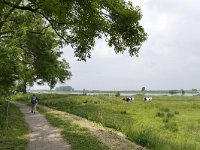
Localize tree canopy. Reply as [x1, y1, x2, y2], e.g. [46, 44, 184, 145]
[0, 0, 147, 61]
[0, 10, 71, 94]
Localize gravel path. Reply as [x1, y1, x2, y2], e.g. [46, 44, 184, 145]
[14, 102, 71, 150]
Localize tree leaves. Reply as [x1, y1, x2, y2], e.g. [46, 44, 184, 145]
[1, 0, 147, 61]
[0, 11, 71, 94]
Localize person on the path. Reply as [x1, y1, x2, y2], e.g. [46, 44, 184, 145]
[31, 94, 38, 113]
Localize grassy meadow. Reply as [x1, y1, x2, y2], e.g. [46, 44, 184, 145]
[13, 94, 200, 150]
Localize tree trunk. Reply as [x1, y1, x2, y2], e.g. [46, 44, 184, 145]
[5, 100, 9, 132]
[22, 81, 27, 94]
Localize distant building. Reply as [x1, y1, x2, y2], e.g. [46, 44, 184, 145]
[141, 87, 145, 92]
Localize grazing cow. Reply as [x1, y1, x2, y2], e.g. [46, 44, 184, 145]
[144, 97, 152, 102]
[122, 97, 134, 102]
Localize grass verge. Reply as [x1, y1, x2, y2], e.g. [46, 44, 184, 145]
[0, 101, 29, 149]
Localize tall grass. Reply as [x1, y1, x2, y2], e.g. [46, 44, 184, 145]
[0, 101, 29, 149]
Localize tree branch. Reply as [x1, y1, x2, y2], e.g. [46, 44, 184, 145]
[29, 24, 51, 35]
[0, 0, 22, 30]
[3, 0, 38, 13]
[44, 16, 68, 44]
[0, 35, 13, 39]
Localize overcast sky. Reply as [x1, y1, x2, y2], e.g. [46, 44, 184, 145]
[35, 0, 200, 91]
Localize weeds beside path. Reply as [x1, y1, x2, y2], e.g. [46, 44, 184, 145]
[0, 102, 28, 150]
[14, 102, 71, 150]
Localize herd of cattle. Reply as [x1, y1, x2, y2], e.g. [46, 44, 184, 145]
[122, 97, 153, 102]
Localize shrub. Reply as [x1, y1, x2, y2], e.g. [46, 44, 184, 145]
[94, 101, 99, 104]
[161, 107, 170, 112]
[174, 111, 179, 115]
[169, 90, 178, 95]
[167, 112, 174, 118]
[156, 112, 165, 117]
[163, 117, 169, 123]
[83, 100, 88, 104]
[120, 110, 127, 114]
[115, 91, 120, 97]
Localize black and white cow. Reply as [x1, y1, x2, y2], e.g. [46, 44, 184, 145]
[122, 97, 134, 102]
[144, 97, 152, 102]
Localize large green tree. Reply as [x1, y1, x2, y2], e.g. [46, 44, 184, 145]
[1, 11, 71, 94]
[0, 43, 20, 96]
[22, 13, 71, 93]
[0, 0, 147, 61]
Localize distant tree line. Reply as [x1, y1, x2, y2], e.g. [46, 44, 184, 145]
[55, 86, 74, 92]
[169, 90, 178, 95]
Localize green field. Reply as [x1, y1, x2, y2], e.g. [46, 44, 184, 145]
[13, 94, 200, 150]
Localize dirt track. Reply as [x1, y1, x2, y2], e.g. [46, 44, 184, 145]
[15, 102, 71, 150]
